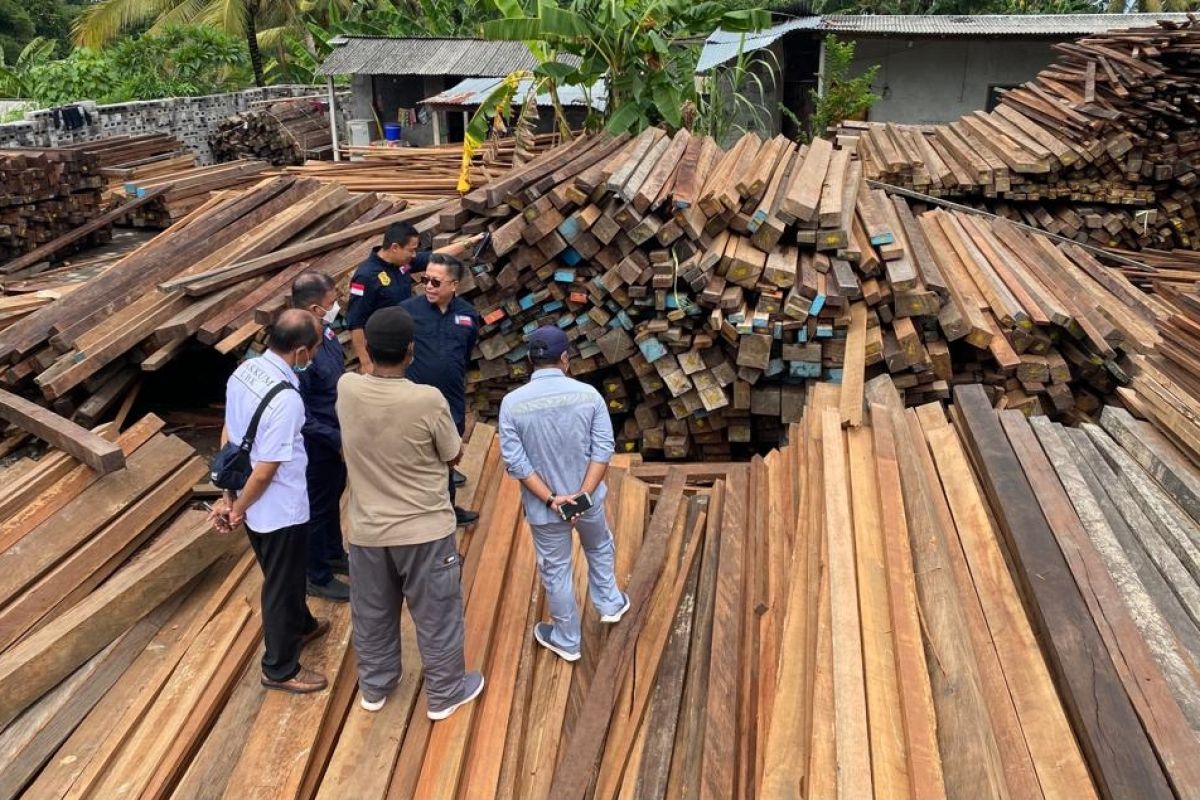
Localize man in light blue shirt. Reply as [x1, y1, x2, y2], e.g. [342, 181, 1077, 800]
[498, 325, 629, 662]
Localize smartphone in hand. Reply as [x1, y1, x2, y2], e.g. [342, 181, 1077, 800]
[558, 492, 593, 521]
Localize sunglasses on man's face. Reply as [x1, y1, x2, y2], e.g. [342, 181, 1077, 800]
[427, 276, 456, 289]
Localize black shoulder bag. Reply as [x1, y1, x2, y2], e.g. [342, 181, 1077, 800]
[210, 382, 294, 492]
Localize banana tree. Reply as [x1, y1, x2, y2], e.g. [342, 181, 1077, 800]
[480, 0, 769, 134]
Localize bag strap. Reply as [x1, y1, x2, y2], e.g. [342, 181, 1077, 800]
[239, 382, 295, 452]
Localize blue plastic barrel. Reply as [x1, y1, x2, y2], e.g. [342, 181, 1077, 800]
[383, 123, 402, 141]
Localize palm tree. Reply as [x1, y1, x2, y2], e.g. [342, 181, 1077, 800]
[73, 0, 330, 86]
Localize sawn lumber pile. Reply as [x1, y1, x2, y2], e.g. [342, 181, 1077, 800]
[4, 382, 1200, 798]
[360, 127, 1158, 458]
[284, 133, 569, 204]
[0, 175, 444, 421]
[111, 159, 274, 229]
[0, 149, 105, 263]
[837, 18, 1200, 251]
[210, 100, 333, 166]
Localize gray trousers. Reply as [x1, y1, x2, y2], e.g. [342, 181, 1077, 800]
[529, 503, 625, 652]
[348, 533, 467, 710]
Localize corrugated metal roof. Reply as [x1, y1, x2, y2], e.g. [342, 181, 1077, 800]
[697, 18, 820, 72]
[318, 37, 579, 77]
[820, 13, 1193, 37]
[423, 77, 607, 110]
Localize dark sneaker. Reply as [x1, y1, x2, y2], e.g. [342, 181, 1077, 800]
[328, 555, 349, 575]
[302, 618, 331, 647]
[454, 506, 479, 527]
[533, 622, 581, 662]
[427, 671, 485, 720]
[307, 577, 350, 603]
[600, 593, 631, 624]
[261, 667, 328, 694]
[452, 469, 467, 487]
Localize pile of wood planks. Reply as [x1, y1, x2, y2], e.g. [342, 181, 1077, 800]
[836, 19, 1200, 251]
[111, 160, 275, 229]
[210, 100, 333, 166]
[0, 148, 106, 263]
[4, 383, 1200, 798]
[0, 174, 444, 422]
[332, 127, 1155, 457]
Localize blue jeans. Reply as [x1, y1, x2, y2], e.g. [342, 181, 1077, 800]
[528, 503, 625, 652]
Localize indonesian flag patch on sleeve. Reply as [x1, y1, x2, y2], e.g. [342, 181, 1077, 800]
[454, 314, 474, 327]
[350, 282, 366, 297]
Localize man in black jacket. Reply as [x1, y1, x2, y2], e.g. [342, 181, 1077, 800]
[292, 271, 350, 602]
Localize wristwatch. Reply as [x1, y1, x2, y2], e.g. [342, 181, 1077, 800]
[544, 495, 555, 508]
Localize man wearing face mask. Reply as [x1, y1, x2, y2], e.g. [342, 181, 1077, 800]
[210, 309, 329, 694]
[346, 222, 486, 375]
[401, 254, 480, 527]
[291, 271, 350, 603]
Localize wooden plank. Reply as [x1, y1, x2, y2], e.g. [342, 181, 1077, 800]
[0, 388, 124, 473]
[954, 384, 1175, 800]
[548, 470, 687, 800]
[870, 405, 945, 800]
[847, 426, 910, 800]
[780, 137, 832, 224]
[840, 302, 866, 427]
[821, 410, 872, 800]
[0, 512, 233, 729]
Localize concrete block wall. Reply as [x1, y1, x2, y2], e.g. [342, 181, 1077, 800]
[0, 85, 335, 164]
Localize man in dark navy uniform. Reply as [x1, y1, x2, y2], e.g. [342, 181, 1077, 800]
[345, 221, 484, 375]
[401, 254, 481, 527]
[292, 272, 350, 602]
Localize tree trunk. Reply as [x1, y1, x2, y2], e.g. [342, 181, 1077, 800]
[245, 2, 265, 88]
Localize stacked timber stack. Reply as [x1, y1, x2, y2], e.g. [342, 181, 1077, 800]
[836, 18, 1200, 251]
[112, 159, 274, 228]
[4, 383, 1200, 798]
[0, 174, 445, 420]
[284, 133, 569, 203]
[0, 148, 106, 263]
[210, 100, 333, 166]
[371, 127, 1155, 457]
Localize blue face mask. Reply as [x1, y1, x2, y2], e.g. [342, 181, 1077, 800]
[292, 350, 311, 374]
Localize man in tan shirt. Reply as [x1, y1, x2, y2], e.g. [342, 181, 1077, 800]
[337, 306, 484, 719]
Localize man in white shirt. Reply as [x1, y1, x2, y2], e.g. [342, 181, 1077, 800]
[210, 309, 330, 694]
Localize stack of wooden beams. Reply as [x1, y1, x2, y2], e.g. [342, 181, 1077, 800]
[0, 175, 444, 421]
[355, 128, 1154, 457]
[111, 160, 274, 228]
[5, 383, 1200, 798]
[281, 133, 569, 204]
[836, 18, 1200, 250]
[210, 100, 333, 166]
[0, 148, 105, 262]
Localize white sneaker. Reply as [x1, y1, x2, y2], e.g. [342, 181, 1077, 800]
[533, 622, 581, 662]
[427, 671, 485, 721]
[361, 694, 387, 712]
[600, 593, 631, 624]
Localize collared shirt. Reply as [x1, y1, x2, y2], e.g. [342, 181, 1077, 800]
[298, 322, 344, 457]
[224, 349, 309, 533]
[401, 294, 479, 431]
[337, 374, 461, 547]
[344, 246, 430, 329]
[498, 368, 615, 526]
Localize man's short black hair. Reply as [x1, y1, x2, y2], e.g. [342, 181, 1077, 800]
[383, 221, 419, 249]
[268, 308, 319, 353]
[427, 253, 464, 281]
[291, 271, 335, 311]
[365, 307, 415, 367]
[530, 355, 563, 369]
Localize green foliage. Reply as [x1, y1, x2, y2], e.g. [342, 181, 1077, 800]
[0, 0, 36, 64]
[808, 34, 877, 141]
[695, 43, 781, 147]
[481, 0, 770, 134]
[2, 25, 249, 107]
